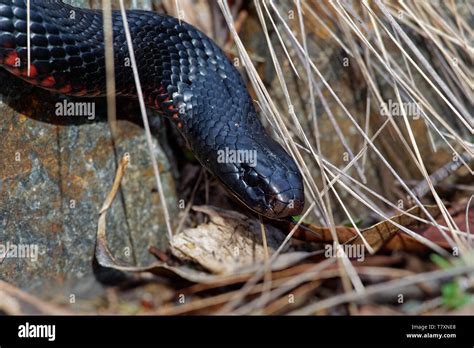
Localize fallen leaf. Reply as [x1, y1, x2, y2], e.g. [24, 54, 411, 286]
[351, 205, 443, 252]
[290, 205, 462, 253]
[171, 205, 291, 274]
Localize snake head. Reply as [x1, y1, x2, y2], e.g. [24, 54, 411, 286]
[199, 130, 305, 220]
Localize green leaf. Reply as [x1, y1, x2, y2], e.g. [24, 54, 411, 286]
[441, 281, 471, 309]
[342, 218, 363, 228]
[430, 253, 452, 269]
[291, 215, 302, 223]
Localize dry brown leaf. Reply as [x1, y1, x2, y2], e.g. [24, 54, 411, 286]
[351, 206, 443, 252]
[291, 205, 453, 253]
[386, 202, 474, 252]
[171, 205, 291, 274]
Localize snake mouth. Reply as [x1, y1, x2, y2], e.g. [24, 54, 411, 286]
[265, 191, 305, 218]
[218, 175, 305, 220]
[231, 188, 304, 219]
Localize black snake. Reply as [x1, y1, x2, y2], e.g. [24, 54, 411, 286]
[0, 0, 304, 219]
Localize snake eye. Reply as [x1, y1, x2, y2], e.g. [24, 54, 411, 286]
[242, 167, 260, 187]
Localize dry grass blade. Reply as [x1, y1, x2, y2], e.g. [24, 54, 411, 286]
[118, 0, 174, 241]
[291, 265, 474, 315]
[102, 0, 117, 137]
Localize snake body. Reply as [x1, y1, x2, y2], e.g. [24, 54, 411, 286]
[0, 0, 304, 219]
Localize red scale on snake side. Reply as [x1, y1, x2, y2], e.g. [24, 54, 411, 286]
[41, 76, 56, 88]
[154, 85, 180, 121]
[4, 51, 18, 66]
[59, 85, 72, 94]
[21, 65, 37, 78]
